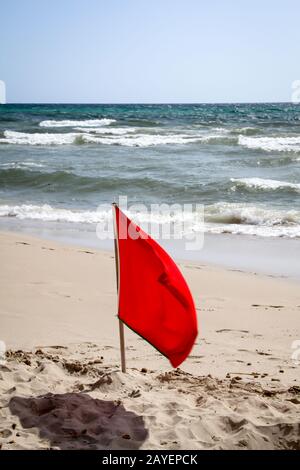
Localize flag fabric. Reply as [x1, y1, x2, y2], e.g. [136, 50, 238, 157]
[113, 205, 198, 368]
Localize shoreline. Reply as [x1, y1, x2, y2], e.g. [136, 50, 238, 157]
[0, 220, 300, 280]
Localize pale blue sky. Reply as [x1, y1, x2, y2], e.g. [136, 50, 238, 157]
[1, 0, 299, 103]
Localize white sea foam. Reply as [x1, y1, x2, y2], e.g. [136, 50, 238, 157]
[239, 135, 300, 152]
[230, 177, 300, 192]
[82, 133, 199, 147]
[0, 161, 45, 169]
[1, 202, 299, 238]
[0, 204, 196, 226]
[0, 131, 78, 146]
[204, 223, 300, 238]
[0, 204, 111, 224]
[81, 133, 228, 147]
[0, 129, 231, 147]
[39, 118, 116, 128]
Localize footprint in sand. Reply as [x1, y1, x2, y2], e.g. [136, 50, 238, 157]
[184, 264, 205, 270]
[215, 329, 249, 334]
[256, 350, 271, 356]
[197, 307, 215, 312]
[252, 304, 284, 309]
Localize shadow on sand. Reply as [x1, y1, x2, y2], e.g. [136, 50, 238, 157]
[9, 392, 148, 450]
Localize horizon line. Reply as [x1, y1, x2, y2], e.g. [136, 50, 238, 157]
[1, 100, 297, 106]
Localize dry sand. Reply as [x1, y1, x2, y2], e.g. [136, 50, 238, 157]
[0, 230, 300, 450]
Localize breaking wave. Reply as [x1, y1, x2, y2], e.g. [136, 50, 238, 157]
[205, 202, 300, 226]
[82, 133, 203, 147]
[0, 204, 110, 224]
[238, 135, 300, 153]
[204, 202, 300, 237]
[1, 202, 299, 238]
[0, 130, 234, 147]
[230, 127, 261, 136]
[0, 204, 195, 226]
[230, 177, 300, 193]
[0, 131, 80, 146]
[0, 161, 45, 169]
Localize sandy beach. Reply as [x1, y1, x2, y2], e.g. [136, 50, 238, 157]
[0, 230, 300, 450]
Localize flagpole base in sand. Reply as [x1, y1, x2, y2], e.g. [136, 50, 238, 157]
[118, 319, 126, 373]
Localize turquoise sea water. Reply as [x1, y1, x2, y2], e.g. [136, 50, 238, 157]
[0, 103, 300, 239]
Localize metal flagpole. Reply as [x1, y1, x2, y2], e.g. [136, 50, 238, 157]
[112, 203, 126, 373]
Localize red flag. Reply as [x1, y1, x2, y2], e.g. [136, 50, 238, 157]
[114, 205, 198, 368]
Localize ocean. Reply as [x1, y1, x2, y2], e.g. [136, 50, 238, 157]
[0, 103, 300, 268]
